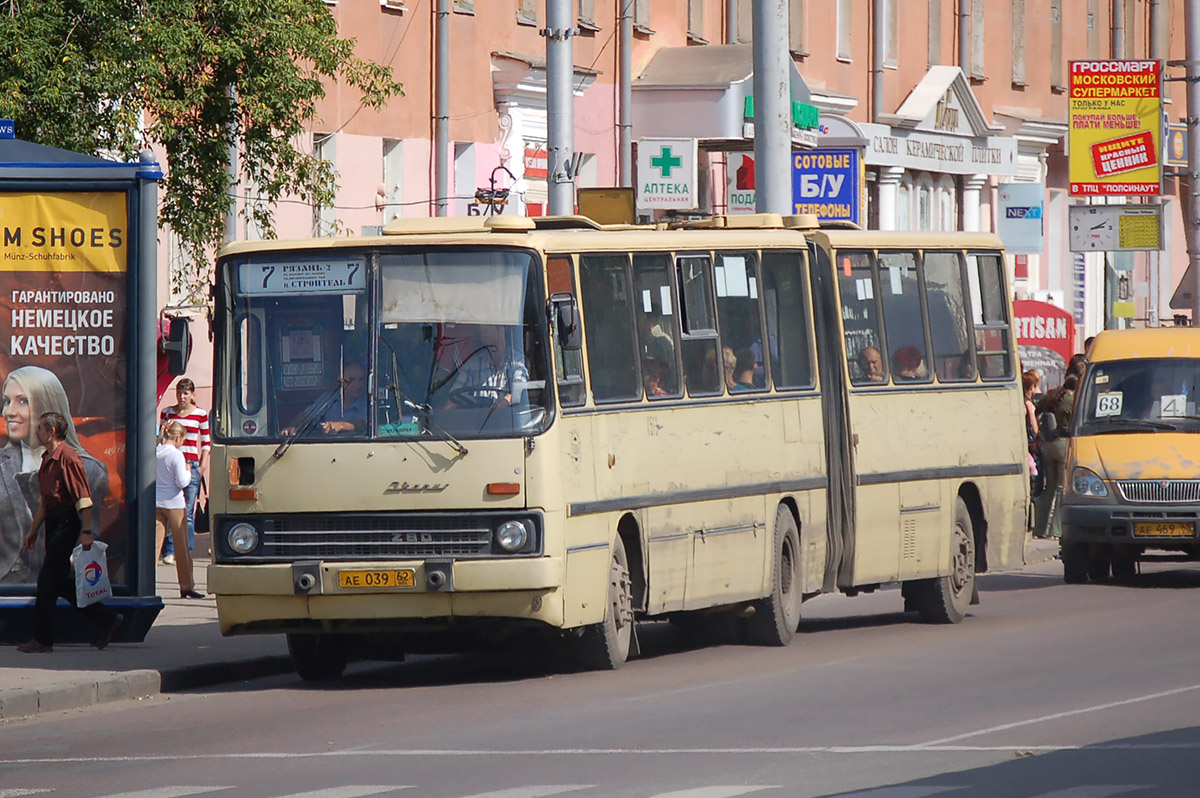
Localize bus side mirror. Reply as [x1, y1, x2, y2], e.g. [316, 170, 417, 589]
[163, 316, 192, 376]
[550, 295, 582, 351]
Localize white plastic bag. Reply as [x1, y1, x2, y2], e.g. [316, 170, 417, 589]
[73, 539, 112, 607]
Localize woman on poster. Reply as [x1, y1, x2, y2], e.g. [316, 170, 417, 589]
[0, 366, 109, 584]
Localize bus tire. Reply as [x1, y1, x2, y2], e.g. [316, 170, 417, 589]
[287, 633, 348, 682]
[1062, 542, 1088, 583]
[1111, 549, 1137, 581]
[577, 536, 633, 670]
[746, 505, 802, 646]
[913, 498, 975, 624]
[1088, 548, 1112, 581]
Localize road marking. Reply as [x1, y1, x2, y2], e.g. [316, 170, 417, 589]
[0, 791, 55, 797]
[281, 789, 413, 798]
[456, 788, 590, 798]
[646, 789, 777, 798]
[94, 789, 231, 798]
[831, 788, 961, 797]
[1029, 789, 1149, 798]
[918, 683, 1200, 746]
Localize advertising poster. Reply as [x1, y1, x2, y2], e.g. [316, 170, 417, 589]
[1014, 299, 1076, 390]
[0, 191, 128, 587]
[997, 183, 1045, 255]
[791, 148, 862, 226]
[1068, 60, 1162, 196]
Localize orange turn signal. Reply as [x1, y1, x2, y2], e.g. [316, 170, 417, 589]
[486, 482, 521, 496]
[228, 487, 259, 502]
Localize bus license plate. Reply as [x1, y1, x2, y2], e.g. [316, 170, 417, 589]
[337, 569, 416, 589]
[1133, 522, 1194, 538]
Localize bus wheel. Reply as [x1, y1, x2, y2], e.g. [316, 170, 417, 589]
[1062, 543, 1089, 584]
[746, 506, 802, 646]
[287, 633, 348, 682]
[913, 498, 975, 624]
[1112, 549, 1137, 581]
[1088, 548, 1112, 581]
[577, 536, 633, 670]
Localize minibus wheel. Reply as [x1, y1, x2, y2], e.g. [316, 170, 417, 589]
[287, 632, 348, 681]
[1061, 542, 1089, 584]
[1111, 549, 1138, 581]
[912, 498, 975, 624]
[577, 536, 633, 670]
[746, 505, 802, 645]
[1087, 548, 1112, 581]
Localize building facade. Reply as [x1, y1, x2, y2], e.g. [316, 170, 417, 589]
[160, 0, 1197, 401]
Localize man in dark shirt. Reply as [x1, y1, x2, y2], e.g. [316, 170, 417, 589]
[16, 412, 121, 653]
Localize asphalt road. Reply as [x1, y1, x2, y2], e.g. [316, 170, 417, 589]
[2, 557, 1199, 798]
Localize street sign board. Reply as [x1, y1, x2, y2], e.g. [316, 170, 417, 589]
[1165, 123, 1188, 168]
[1068, 60, 1162, 196]
[791, 148, 862, 225]
[636, 138, 697, 210]
[0, 120, 13, 140]
[997, 183, 1045, 254]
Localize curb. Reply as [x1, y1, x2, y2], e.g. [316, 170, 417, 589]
[0, 655, 294, 722]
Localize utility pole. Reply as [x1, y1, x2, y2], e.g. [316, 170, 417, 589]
[225, 87, 238, 242]
[752, 0, 791, 215]
[1186, 0, 1200, 322]
[434, 0, 449, 216]
[619, 1, 632, 188]
[545, 0, 575, 215]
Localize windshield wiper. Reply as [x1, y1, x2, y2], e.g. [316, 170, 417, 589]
[272, 379, 347, 460]
[1087, 418, 1181, 432]
[382, 337, 469, 456]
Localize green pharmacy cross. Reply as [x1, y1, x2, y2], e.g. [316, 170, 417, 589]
[651, 146, 682, 177]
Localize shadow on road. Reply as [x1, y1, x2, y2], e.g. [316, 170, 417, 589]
[817, 724, 1200, 797]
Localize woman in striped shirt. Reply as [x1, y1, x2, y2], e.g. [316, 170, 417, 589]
[159, 378, 210, 564]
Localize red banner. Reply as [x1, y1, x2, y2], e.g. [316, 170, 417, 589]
[1014, 300, 1076, 390]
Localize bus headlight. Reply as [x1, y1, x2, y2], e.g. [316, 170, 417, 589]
[227, 522, 259, 554]
[495, 520, 530, 552]
[1071, 467, 1108, 497]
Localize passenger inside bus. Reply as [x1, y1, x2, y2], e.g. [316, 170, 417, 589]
[730, 349, 756, 392]
[434, 324, 529, 409]
[892, 345, 926, 381]
[857, 346, 885, 383]
[281, 361, 368, 435]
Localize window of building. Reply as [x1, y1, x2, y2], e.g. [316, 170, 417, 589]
[1011, 0, 1026, 86]
[970, 0, 985, 79]
[687, 0, 705, 42]
[1087, 0, 1099, 59]
[761, 251, 814, 389]
[313, 132, 337, 237]
[1050, 0, 1064, 90]
[936, 175, 956, 231]
[790, 0, 807, 56]
[547, 256, 586, 406]
[837, 0, 852, 61]
[677, 254, 722, 396]
[738, 0, 752, 43]
[382, 138, 403, 225]
[634, 0, 652, 34]
[884, 0, 898, 68]
[578, 0, 598, 31]
[453, 0, 473, 13]
[453, 142, 475, 216]
[966, 251, 1014, 379]
[517, 0, 536, 26]
[923, 251, 976, 381]
[928, 0, 941, 66]
[897, 174, 912, 231]
[917, 173, 934, 231]
[633, 254, 682, 399]
[715, 252, 767, 392]
[580, 254, 641, 402]
[838, 251, 887, 385]
[878, 251, 932, 383]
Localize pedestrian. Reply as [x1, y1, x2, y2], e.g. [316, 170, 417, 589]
[1032, 372, 1079, 539]
[16, 412, 122, 653]
[1022, 370, 1043, 499]
[157, 422, 204, 599]
[159, 378, 210, 565]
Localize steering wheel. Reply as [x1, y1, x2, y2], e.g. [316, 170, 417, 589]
[447, 386, 498, 409]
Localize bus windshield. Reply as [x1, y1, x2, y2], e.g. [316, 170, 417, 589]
[1077, 358, 1200, 434]
[221, 248, 551, 441]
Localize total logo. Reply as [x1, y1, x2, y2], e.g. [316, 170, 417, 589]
[83, 561, 103, 586]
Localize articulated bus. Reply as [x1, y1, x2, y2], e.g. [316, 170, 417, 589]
[207, 213, 1028, 679]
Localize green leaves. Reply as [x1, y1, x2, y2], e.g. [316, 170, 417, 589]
[0, 0, 403, 303]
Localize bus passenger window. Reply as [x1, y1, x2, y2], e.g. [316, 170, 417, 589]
[715, 252, 768, 392]
[548, 256, 585, 407]
[967, 252, 1014, 380]
[761, 251, 814, 389]
[677, 255, 722, 396]
[580, 255, 642, 402]
[633, 254, 682, 399]
[878, 251, 932, 383]
[923, 251, 976, 382]
[837, 252, 887, 385]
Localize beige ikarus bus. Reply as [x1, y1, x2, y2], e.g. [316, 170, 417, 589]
[207, 214, 1028, 679]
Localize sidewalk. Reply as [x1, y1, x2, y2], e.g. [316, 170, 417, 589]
[0, 542, 292, 722]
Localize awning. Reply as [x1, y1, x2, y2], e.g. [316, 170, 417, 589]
[631, 44, 813, 148]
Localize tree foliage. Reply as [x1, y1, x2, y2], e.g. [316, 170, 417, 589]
[0, 0, 403, 300]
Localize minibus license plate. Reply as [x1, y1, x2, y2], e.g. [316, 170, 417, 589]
[1133, 522, 1194, 538]
[337, 569, 416, 588]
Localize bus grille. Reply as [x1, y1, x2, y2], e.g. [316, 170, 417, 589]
[260, 516, 493, 559]
[1116, 480, 1200, 504]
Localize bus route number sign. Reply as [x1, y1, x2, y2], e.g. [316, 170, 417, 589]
[240, 257, 367, 295]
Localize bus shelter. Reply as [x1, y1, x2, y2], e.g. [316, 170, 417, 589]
[0, 131, 162, 644]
